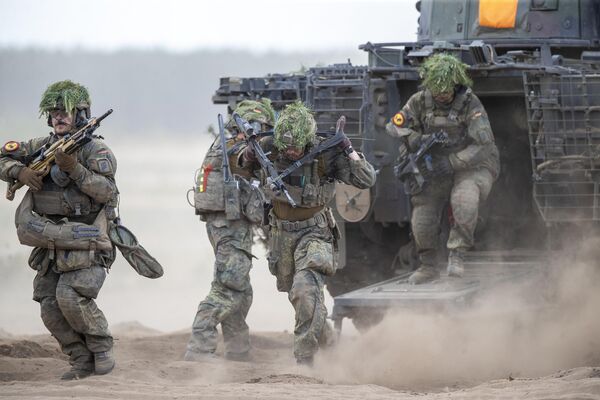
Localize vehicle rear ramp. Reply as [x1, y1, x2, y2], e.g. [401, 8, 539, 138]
[331, 250, 547, 332]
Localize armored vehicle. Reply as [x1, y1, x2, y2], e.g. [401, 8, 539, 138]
[212, 0, 600, 331]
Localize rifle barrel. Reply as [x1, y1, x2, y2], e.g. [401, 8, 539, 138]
[95, 109, 113, 124]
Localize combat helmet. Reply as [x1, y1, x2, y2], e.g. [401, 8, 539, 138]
[273, 101, 317, 150]
[419, 53, 472, 95]
[233, 98, 276, 127]
[39, 80, 91, 127]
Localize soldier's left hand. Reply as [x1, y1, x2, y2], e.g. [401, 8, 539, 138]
[338, 131, 353, 152]
[55, 148, 78, 173]
[338, 132, 361, 160]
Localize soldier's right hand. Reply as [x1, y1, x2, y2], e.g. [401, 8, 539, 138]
[17, 167, 44, 191]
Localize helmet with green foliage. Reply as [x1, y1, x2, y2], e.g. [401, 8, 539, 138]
[273, 101, 317, 150]
[234, 98, 276, 127]
[39, 80, 91, 126]
[419, 53, 472, 95]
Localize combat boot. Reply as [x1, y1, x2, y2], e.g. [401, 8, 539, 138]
[183, 350, 218, 362]
[61, 355, 94, 380]
[94, 350, 115, 375]
[408, 265, 440, 284]
[447, 250, 465, 278]
[296, 355, 314, 367]
[225, 351, 252, 362]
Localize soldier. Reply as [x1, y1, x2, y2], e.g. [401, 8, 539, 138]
[386, 53, 500, 284]
[0, 80, 118, 379]
[184, 99, 276, 362]
[242, 101, 376, 365]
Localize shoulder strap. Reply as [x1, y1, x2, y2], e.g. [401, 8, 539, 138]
[423, 90, 435, 125]
[449, 87, 471, 122]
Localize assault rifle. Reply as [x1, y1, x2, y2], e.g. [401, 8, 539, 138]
[271, 115, 347, 185]
[6, 109, 113, 201]
[232, 112, 297, 208]
[394, 130, 449, 194]
[218, 114, 241, 219]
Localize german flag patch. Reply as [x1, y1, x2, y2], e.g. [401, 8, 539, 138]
[3, 141, 19, 152]
[392, 112, 406, 127]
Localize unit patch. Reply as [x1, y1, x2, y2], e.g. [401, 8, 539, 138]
[96, 158, 112, 173]
[3, 141, 19, 152]
[392, 112, 406, 127]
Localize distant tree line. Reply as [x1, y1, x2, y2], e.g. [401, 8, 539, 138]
[0, 48, 362, 137]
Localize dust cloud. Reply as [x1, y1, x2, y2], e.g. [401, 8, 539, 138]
[319, 239, 600, 390]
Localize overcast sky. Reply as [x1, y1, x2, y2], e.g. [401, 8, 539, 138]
[1, 0, 419, 52]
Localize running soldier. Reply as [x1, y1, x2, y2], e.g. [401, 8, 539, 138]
[184, 99, 275, 362]
[0, 80, 118, 379]
[242, 101, 376, 365]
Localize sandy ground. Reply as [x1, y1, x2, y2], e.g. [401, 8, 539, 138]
[1, 137, 600, 399]
[0, 324, 599, 400]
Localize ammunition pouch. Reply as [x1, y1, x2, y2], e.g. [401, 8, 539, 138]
[108, 222, 164, 279]
[193, 166, 226, 213]
[239, 177, 267, 225]
[28, 247, 51, 274]
[55, 248, 97, 272]
[224, 180, 241, 220]
[32, 187, 96, 217]
[16, 192, 112, 253]
[267, 181, 335, 209]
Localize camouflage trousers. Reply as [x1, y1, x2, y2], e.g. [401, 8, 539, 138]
[411, 168, 494, 265]
[267, 213, 336, 360]
[31, 248, 114, 366]
[187, 213, 253, 356]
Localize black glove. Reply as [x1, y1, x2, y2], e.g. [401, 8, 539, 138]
[430, 155, 453, 176]
[418, 154, 453, 179]
[338, 132, 354, 155]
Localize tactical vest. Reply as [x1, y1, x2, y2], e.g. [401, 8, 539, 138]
[21, 136, 109, 223]
[266, 139, 336, 221]
[193, 137, 258, 219]
[422, 88, 472, 155]
[32, 177, 102, 223]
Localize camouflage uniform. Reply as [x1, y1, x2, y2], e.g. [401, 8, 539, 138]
[185, 100, 275, 361]
[243, 103, 376, 363]
[185, 136, 255, 360]
[388, 86, 500, 282]
[0, 132, 118, 376]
